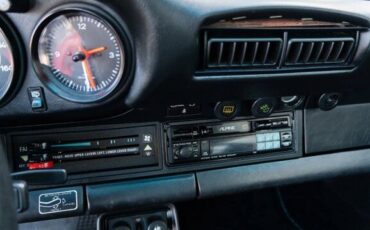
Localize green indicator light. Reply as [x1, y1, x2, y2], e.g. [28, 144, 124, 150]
[259, 104, 271, 113]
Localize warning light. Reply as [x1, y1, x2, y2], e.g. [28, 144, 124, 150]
[222, 105, 235, 114]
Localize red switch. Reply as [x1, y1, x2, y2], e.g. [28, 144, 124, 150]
[27, 161, 54, 170]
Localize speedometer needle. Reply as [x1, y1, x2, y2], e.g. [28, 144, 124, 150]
[81, 59, 96, 89]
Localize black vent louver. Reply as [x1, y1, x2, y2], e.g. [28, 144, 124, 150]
[206, 38, 283, 68]
[285, 38, 355, 66]
[198, 18, 364, 77]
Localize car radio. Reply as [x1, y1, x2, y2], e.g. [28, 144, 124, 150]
[166, 115, 295, 164]
[12, 125, 159, 174]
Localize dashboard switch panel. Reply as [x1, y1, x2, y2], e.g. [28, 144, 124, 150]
[12, 125, 159, 174]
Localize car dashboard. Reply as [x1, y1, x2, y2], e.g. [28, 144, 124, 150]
[3, 0, 370, 229]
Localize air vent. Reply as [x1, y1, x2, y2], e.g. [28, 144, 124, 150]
[206, 38, 283, 68]
[197, 17, 364, 77]
[285, 38, 355, 66]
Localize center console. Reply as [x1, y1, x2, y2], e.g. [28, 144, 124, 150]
[10, 110, 302, 224]
[9, 112, 299, 177]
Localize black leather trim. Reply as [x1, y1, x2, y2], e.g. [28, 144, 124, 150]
[86, 174, 197, 213]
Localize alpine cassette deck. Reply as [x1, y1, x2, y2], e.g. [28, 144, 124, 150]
[166, 115, 295, 164]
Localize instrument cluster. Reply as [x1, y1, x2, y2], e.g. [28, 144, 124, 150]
[0, 2, 132, 107]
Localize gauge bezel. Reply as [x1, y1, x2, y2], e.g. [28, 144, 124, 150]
[0, 14, 26, 107]
[31, 4, 134, 104]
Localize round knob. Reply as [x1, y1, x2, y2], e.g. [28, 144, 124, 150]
[318, 93, 341, 111]
[214, 101, 240, 120]
[251, 98, 277, 117]
[281, 96, 304, 108]
[147, 220, 168, 230]
[178, 146, 193, 159]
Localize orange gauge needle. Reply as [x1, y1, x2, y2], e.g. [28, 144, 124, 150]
[81, 59, 96, 89]
[86, 46, 107, 57]
[78, 46, 106, 89]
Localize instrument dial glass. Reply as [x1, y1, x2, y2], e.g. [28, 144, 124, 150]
[36, 11, 125, 102]
[0, 27, 14, 101]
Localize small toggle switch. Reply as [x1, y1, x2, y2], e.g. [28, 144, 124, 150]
[28, 87, 47, 112]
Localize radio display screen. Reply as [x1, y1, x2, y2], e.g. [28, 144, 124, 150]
[210, 135, 256, 155]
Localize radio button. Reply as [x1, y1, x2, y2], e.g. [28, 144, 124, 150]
[148, 220, 168, 230]
[257, 143, 266, 151]
[264, 123, 272, 128]
[282, 141, 292, 147]
[179, 146, 194, 159]
[273, 141, 281, 149]
[265, 142, 274, 150]
[201, 140, 210, 156]
[256, 134, 266, 142]
[281, 132, 292, 141]
[272, 133, 280, 141]
[255, 123, 266, 129]
[265, 133, 274, 141]
[281, 120, 289, 126]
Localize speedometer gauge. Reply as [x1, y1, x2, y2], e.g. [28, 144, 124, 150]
[0, 27, 14, 102]
[33, 8, 128, 103]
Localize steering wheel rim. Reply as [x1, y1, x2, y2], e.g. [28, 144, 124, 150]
[0, 139, 17, 230]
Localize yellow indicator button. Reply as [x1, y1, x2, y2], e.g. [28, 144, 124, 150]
[214, 101, 239, 120]
[222, 105, 235, 114]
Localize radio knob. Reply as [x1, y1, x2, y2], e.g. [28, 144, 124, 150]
[147, 220, 168, 230]
[178, 146, 194, 159]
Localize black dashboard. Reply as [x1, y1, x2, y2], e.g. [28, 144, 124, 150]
[3, 0, 370, 228]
